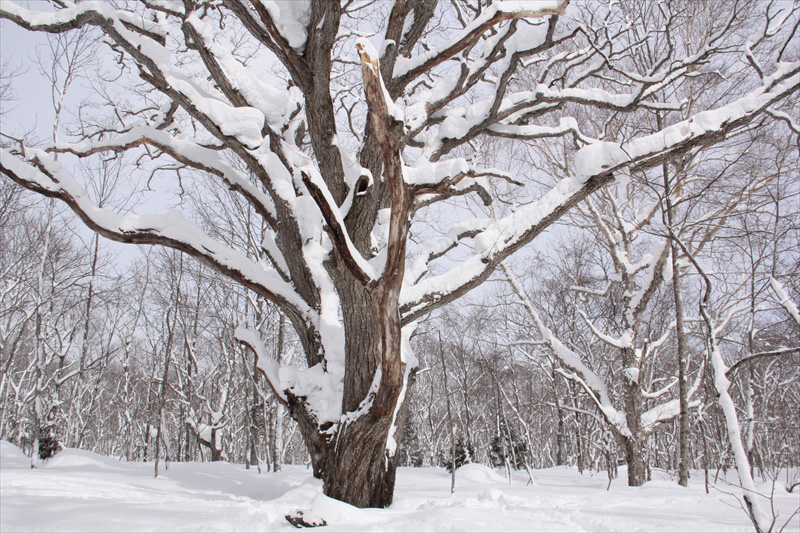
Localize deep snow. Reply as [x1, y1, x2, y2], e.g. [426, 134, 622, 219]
[1, 442, 798, 532]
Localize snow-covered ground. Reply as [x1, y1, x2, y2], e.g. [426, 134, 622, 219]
[1, 441, 797, 532]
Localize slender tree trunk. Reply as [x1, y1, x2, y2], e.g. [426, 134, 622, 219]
[744, 365, 757, 475]
[439, 333, 456, 494]
[675, 235, 770, 532]
[662, 157, 691, 488]
[621, 344, 647, 486]
[672, 257, 691, 487]
[155, 296, 179, 477]
[745, 289, 758, 476]
[270, 314, 285, 472]
[30, 199, 55, 468]
[71, 234, 99, 446]
[552, 368, 566, 466]
[245, 351, 260, 471]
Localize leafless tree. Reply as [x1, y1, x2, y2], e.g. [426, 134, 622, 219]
[1, 0, 797, 507]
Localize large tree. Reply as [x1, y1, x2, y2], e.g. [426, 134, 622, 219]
[1, 0, 797, 508]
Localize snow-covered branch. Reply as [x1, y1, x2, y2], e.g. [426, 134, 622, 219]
[45, 126, 278, 228]
[500, 263, 629, 435]
[392, 1, 569, 84]
[770, 277, 800, 325]
[400, 66, 799, 323]
[0, 148, 307, 320]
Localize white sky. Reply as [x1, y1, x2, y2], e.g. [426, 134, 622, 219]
[1, 9, 149, 270]
[1, 6, 54, 141]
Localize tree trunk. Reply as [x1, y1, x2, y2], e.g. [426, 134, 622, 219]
[622, 345, 647, 486]
[271, 315, 285, 472]
[282, 345, 413, 509]
[623, 436, 647, 487]
[210, 428, 222, 462]
[552, 368, 566, 466]
[439, 333, 456, 494]
[662, 154, 690, 488]
[315, 415, 402, 508]
[745, 366, 756, 474]
[270, 277, 412, 508]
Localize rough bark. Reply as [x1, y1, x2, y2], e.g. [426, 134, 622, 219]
[622, 434, 648, 487]
[317, 414, 403, 509]
[621, 346, 647, 487]
[282, 277, 411, 507]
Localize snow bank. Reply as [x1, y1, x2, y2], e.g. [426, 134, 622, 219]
[0, 441, 27, 469]
[44, 448, 126, 470]
[454, 463, 508, 485]
[2, 441, 798, 532]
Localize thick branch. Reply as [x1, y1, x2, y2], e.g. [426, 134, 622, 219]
[300, 171, 377, 286]
[0, 148, 309, 325]
[46, 126, 279, 229]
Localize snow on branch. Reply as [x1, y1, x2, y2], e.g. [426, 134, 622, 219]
[400, 67, 800, 322]
[640, 398, 701, 435]
[401, 170, 605, 321]
[393, 1, 569, 83]
[486, 117, 595, 144]
[770, 277, 800, 325]
[576, 308, 632, 350]
[640, 378, 678, 400]
[400, 20, 557, 136]
[234, 327, 286, 403]
[0, 147, 307, 319]
[569, 281, 612, 298]
[532, 85, 682, 112]
[675, 236, 772, 531]
[235, 325, 342, 426]
[405, 158, 522, 207]
[45, 126, 278, 228]
[254, 1, 312, 52]
[624, 240, 671, 327]
[403, 158, 469, 187]
[0, 2, 270, 151]
[500, 263, 630, 435]
[404, 219, 493, 286]
[0, 1, 146, 35]
[574, 62, 800, 177]
[299, 171, 378, 286]
[183, 14, 292, 127]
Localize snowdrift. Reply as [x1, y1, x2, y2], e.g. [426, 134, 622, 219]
[1, 441, 798, 532]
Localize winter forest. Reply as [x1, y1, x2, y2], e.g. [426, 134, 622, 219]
[0, 0, 798, 531]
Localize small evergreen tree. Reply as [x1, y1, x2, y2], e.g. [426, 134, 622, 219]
[489, 421, 528, 470]
[37, 426, 61, 460]
[441, 436, 475, 473]
[399, 416, 424, 467]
